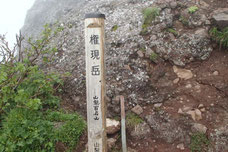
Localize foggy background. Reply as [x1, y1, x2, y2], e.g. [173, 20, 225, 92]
[0, 0, 35, 47]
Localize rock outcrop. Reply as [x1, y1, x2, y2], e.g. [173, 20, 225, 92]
[212, 8, 228, 29]
[22, 0, 213, 115]
[21, 0, 228, 151]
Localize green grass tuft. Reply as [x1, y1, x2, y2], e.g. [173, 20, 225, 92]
[126, 112, 143, 128]
[141, 7, 160, 35]
[56, 117, 86, 150]
[167, 28, 178, 36]
[190, 132, 210, 152]
[179, 16, 189, 26]
[188, 6, 199, 14]
[150, 52, 158, 62]
[143, 7, 160, 25]
[140, 47, 146, 52]
[210, 27, 228, 49]
[111, 25, 118, 31]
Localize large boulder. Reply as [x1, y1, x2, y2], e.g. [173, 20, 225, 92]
[130, 122, 151, 139]
[145, 113, 191, 144]
[212, 8, 228, 29]
[106, 118, 120, 135]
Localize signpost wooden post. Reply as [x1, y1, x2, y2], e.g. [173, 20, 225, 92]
[85, 13, 107, 152]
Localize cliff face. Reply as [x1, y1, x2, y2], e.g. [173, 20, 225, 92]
[22, 0, 85, 37]
[22, 0, 158, 115]
[21, 0, 228, 151]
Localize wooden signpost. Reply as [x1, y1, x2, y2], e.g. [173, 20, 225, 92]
[85, 13, 107, 152]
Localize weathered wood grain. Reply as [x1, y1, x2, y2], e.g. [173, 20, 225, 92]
[85, 15, 107, 152]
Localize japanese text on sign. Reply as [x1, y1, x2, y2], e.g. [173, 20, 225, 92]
[94, 142, 100, 152]
[91, 65, 100, 76]
[91, 50, 100, 60]
[90, 34, 100, 76]
[85, 15, 106, 152]
[90, 35, 99, 45]
[93, 96, 100, 120]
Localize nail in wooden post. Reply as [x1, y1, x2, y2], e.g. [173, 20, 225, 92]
[85, 13, 107, 152]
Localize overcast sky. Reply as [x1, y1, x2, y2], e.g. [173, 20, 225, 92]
[0, 0, 35, 47]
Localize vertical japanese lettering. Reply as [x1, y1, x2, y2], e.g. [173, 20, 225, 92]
[91, 50, 100, 60]
[91, 65, 100, 76]
[93, 96, 100, 120]
[85, 14, 106, 152]
[90, 35, 99, 45]
[94, 142, 100, 152]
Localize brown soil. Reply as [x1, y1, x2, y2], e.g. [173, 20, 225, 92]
[70, 50, 228, 152]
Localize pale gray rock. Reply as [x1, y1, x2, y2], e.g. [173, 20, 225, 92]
[130, 122, 151, 139]
[212, 9, 228, 29]
[154, 103, 162, 108]
[191, 123, 207, 134]
[209, 125, 228, 152]
[177, 143, 185, 150]
[145, 114, 191, 144]
[169, 1, 177, 9]
[173, 66, 193, 80]
[195, 28, 208, 37]
[131, 105, 143, 115]
[106, 118, 120, 135]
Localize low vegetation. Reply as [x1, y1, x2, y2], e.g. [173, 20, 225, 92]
[0, 24, 86, 151]
[188, 6, 199, 14]
[111, 25, 118, 31]
[179, 15, 189, 26]
[126, 112, 143, 128]
[150, 52, 159, 62]
[167, 28, 178, 37]
[141, 7, 160, 35]
[190, 132, 210, 152]
[210, 27, 228, 49]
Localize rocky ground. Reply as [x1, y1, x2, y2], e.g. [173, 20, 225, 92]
[21, 0, 228, 151]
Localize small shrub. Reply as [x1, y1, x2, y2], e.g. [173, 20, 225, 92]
[53, 111, 86, 150]
[0, 24, 85, 151]
[143, 7, 160, 25]
[179, 16, 189, 26]
[188, 6, 199, 14]
[167, 28, 178, 37]
[140, 47, 146, 52]
[190, 133, 210, 152]
[46, 110, 77, 122]
[150, 52, 158, 62]
[141, 7, 160, 34]
[0, 108, 56, 152]
[210, 27, 228, 49]
[126, 112, 143, 128]
[111, 25, 118, 31]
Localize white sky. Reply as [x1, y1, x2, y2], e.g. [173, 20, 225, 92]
[0, 0, 35, 47]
